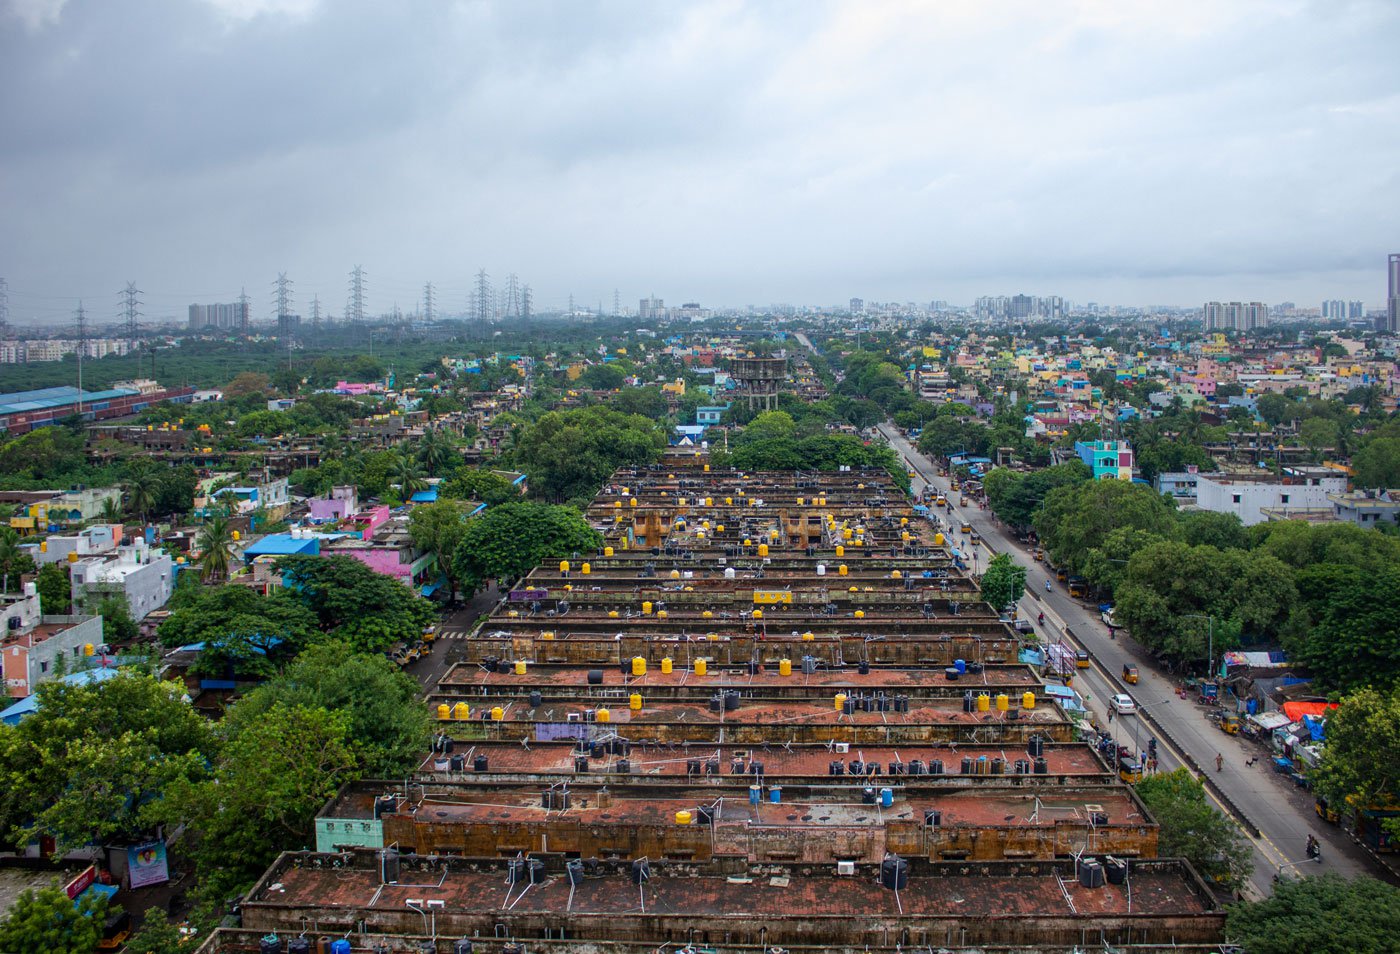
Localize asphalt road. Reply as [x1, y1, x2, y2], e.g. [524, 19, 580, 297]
[876, 422, 1391, 896]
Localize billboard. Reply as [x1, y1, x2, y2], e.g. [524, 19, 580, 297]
[127, 841, 169, 889]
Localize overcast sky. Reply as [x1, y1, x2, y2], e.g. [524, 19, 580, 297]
[3, 0, 1399, 325]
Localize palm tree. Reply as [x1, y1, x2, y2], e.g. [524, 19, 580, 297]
[417, 429, 456, 477]
[98, 496, 124, 525]
[125, 462, 162, 524]
[196, 515, 237, 583]
[394, 453, 427, 498]
[0, 527, 36, 594]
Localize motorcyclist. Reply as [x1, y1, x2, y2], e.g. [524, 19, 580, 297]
[1037, 612, 1045, 625]
[1306, 834, 1321, 861]
[1045, 580, 1052, 592]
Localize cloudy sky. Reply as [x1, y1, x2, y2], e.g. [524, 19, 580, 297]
[2, 0, 1398, 324]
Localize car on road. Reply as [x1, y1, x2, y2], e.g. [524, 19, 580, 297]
[1111, 693, 1137, 714]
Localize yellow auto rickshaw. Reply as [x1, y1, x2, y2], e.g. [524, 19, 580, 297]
[960, 522, 972, 534]
[1075, 651, 1091, 669]
[1217, 713, 1241, 735]
[1122, 664, 1139, 685]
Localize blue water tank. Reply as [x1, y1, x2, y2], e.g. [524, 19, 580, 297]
[879, 787, 893, 808]
[769, 786, 782, 804]
[749, 784, 762, 805]
[954, 658, 966, 674]
[331, 941, 352, 954]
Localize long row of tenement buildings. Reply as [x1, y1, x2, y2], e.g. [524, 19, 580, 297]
[196, 452, 1229, 954]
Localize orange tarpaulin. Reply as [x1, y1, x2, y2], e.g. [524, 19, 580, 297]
[1281, 701, 1338, 722]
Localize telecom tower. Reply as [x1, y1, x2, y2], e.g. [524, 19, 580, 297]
[473, 269, 493, 323]
[348, 265, 367, 322]
[522, 285, 532, 320]
[423, 282, 436, 323]
[273, 272, 294, 319]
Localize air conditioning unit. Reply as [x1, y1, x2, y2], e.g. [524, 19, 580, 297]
[836, 861, 856, 876]
[834, 742, 850, 754]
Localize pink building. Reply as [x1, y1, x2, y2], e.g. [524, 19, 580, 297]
[348, 506, 391, 541]
[308, 486, 359, 524]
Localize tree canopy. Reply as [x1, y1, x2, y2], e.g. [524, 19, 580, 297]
[452, 502, 601, 591]
[979, 553, 1026, 612]
[1227, 873, 1400, 954]
[0, 883, 110, 954]
[157, 585, 319, 678]
[276, 554, 436, 653]
[1135, 768, 1252, 890]
[513, 406, 665, 503]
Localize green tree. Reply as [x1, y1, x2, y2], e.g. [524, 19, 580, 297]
[0, 527, 37, 591]
[578, 363, 626, 390]
[393, 452, 427, 497]
[158, 585, 320, 678]
[1312, 689, 1400, 830]
[0, 672, 215, 856]
[408, 499, 473, 602]
[1256, 392, 1296, 427]
[983, 462, 1091, 531]
[1227, 874, 1400, 954]
[978, 553, 1026, 612]
[513, 406, 665, 502]
[35, 562, 70, 614]
[157, 704, 358, 911]
[1135, 768, 1252, 890]
[125, 461, 162, 524]
[123, 908, 188, 954]
[93, 593, 137, 643]
[416, 428, 458, 477]
[275, 555, 435, 653]
[1290, 565, 1400, 691]
[1299, 416, 1339, 462]
[0, 884, 109, 954]
[453, 502, 601, 591]
[223, 642, 430, 777]
[607, 385, 669, 419]
[1352, 437, 1400, 489]
[441, 468, 518, 506]
[1177, 510, 1247, 550]
[195, 515, 237, 583]
[1034, 479, 1179, 575]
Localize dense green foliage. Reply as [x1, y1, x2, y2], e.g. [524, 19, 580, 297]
[979, 553, 1026, 612]
[0, 884, 109, 954]
[1135, 768, 1252, 890]
[0, 672, 216, 854]
[452, 502, 601, 591]
[276, 555, 436, 653]
[1311, 689, 1400, 825]
[408, 499, 475, 601]
[512, 406, 666, 503]
[1227, 873, 1400, 954]
[712, 411, 910, 493]
[158, 585, 320, 678]
[982, 461, 1092, 531]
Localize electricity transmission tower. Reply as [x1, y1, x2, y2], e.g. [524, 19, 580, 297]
[423, 282, 436, 322]
[74, 301, 88, 413]
[522, 285, 533, 320]
[613, 288, 621, 317]
[501, 273, 521, 318]
[348, 265, 367, 322]
[310, 295, 322, 329]
[568, 293, 575, 317]
[473, 269, 493, 323]
[119, 282, 143, 340]
[0, 277, 11, 337]
[237, 287, 252, 331]
[273, 272, 294, 319]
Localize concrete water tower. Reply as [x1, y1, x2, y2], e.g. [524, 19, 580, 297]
[729, 354, 788, 411]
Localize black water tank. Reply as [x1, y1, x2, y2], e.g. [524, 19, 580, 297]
[454, 941, 475, 954]
[483, 656, 499, 673]
[843, 698, 856, 715]
[287, 939, 310, 954]
[945, 667, 960, 681]
[859, 660, 870, 675]
[1027, 735, 1045, 757]
[574, 756, 589, 773]
[587, 670, 604, 685]
[1034, 757, 1049, 775]
[566, 860, 584, 886]
[880, 855, 909, 890]
[260, 938, 280, 954]
[631, 859, 651, 884]
[990, 758, 1005, 776]
[529, 691, 543, 708]
[724, 691, 740, 711]
[862, 786, 877, 804]
[1014, 759, 1031, 775]
[449, 755, 464, 772]
[1105, 857, 1128, 885]
[929, 759, 944, 775]
[1079, 860, 1105, 888]
[528, 859, 546, 884]
[849, 759, 863, 775]
[829, 760, 844, 776]
[507, 858, 526, 884]
[709, 694, 723, 713]
[617, 759, 631, 773]
[888, 761, 904, 776]
[473, 755, 488, 772]
[962, 691, 974, 712]
[750, 761, 765, 777]
[960, 757, 973, 774]
[908, 759, 925, 776]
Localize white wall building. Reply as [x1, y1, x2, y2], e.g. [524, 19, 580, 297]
[1195, 468, 1347, 526]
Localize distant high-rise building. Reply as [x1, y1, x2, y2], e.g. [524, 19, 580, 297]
[1386, 253, 1400, 334]
[638, 296, 665, 321]
[1203, 301, 1267, 332]
[849, 297, 864, 315]
[188, 301, 249, 331]
[1322, 299, 1348, 320]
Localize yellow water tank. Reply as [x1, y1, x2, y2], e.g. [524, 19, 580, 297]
[604, 546, 614, 557]
[758, 543, 770, 557]
[83, 643, 94, 656]
[901, 517, 909, 526]
[934, 533, 945, 546]
[232, 530, 241, 541]
[838, 564, 848, 576]
[675, 810, 693, 825]
[753, 609, 763, 620]
[1022, 692, 1036, 710]
[802, 631, 815, 641]
[542, 631, 555, 640]
[39, 541, 46, 553]
[670, 569, 680, 579]
[843, 528, 853, 540]
[705, 497, 713, 507]
[514, 660, 527, 675]
[581, 562, 591, 575]
[629, 498, 637, 508]
[657, 609, 668, 618]
[703, 464, 710, 472]
[725, 497, 733, 505]
[613, 500, 622, 508]
[717, 524, 725, 533]
[661, 657, 673, 674]
[68, 551, 79, 564]
[892, 570, 902, 579]
[629, 693, 643, 711]
[902, 532, 911, 543]
[834, 693, 848, 710]
[996, 693, 1009, 712]
[632, 656, 647, 676]
[797, 497, 805, 506]
[436, 703, 451, 720]
[642, 601, 653, 615]
[452, 702, 469, 720]
[835, 545, 845, 557]
[490, 706, 505, 721]
[559, 560, 571, 572]
[608, 610, 620, 618]
[977, 694, 990, 713]
[695, 659, 708, 676]
[743, 538, 752, 547]
[597, 708, 611, 723]
[703, 610, 713, 618]
[854, 610, 865, 619]
[779, 658, 792, 676]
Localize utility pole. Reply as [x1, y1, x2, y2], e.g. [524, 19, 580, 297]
[522, 285, 532, 321]
[74, 301, 87, 417]
[423, 282, 436, 323]
[348, 265, 367, 322]
[120, 281, 143, 341]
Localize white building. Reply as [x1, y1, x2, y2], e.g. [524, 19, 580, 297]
[70, 541, 176, 621]
[1194, 468, 1347, 526]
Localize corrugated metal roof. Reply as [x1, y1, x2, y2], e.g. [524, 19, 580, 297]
[0, 386, 138, 415]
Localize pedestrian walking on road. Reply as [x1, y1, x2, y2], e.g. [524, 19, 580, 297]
[1215, 752, 1223, 772]
[1107, 709, 1114, 724]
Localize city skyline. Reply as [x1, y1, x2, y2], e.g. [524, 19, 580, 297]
[2, 0, 1399, 322]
